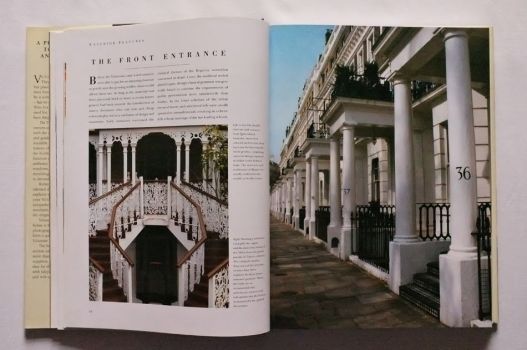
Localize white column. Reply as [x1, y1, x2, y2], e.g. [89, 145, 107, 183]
[328, 136, 342, 230]
[287, 176, 293, 224]
[185, 142, 190, 182]
[131, 143, 137, 185]
[202, 142, 208, 188]
[123, 145, 128, 183]
[444, 30, 478, 255]
[393, 76, 418, 242]
[97, 144, 103, 196]
[304, 160, 311, 234]
[340, 126, 355, 259]
[309, 156, 319, 239]
[440, 29, 479, 327]
[341, 126, 355, 227]
[293, 170, 300, 228]
[176, 142, 182, 184]
[106, 145, 112, 193]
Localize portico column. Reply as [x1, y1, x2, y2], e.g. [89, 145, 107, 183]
[202, 142, 208, 187]
[185, 142, 190, 182]
[293, 169, 300, 228]
[304, 160, 311, 234]
[440, 29, 479, 327]
[328, 135, 342, 237]
[97, 144, 103, 196]
[106, 145, 112, 192]
[123, 144, 128, 183]
[340, 126, 355, 259]
[393, 76, 418, 243]
[176, 142, 182, 184]
[131, 143, 137, 185]
[309, 156, 319, 240]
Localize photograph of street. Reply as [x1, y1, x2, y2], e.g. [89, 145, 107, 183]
[269, 25, 493, 328]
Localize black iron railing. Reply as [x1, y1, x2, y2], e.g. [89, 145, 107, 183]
[417, 203, 451, 241]
[474, 202, 492, 320]
[315, 206, 330, 242]
[411, 81, 441, 101]
[351, 203, 395, 272]
[331, 62, 393, 103]
[299, 206, 306, 230]
[289, 208, 294, 225]
[307, 122, 329, 139]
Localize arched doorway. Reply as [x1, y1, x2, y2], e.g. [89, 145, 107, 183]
[111, 141, 123, 183]
[189, 138, 203, 183]
[136, 133, 176, 180]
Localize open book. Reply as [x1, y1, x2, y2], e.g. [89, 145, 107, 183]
[25, 19, 495, 336]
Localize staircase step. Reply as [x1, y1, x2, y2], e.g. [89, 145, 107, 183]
[427, 261, 440, 277]
[399, 284, 439, 318]
[413, 273, 440, 296]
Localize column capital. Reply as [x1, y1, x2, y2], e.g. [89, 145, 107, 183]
[442, 28, 468, 42]
[341, 124, 355, 132]
[123, 147, 128, 153]
[390, 72, 411, 86]
[106, 147, 112, 154]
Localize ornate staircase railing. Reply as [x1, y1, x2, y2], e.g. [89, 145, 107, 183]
[315, 206, 330, 242]
[207, 258, 229, 308]
[106, 183, 140, 302]
[89, 258, 104, 301]
[172, 181, 208, 305]
[181, 180, 229, 239]
[89, 181, 132, 236]
[143, 180, 168, 215]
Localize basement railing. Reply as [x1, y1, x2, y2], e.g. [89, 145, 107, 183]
[89, 181, 132, 236]
[417, 202, 451, 241]
[351, 204, 395, 272]
[181, 180, 229, 239]
[89, 258, 104, 301]
[172, 181, 207, 306]
[315, 206, 330, 242]
[207, 258, 229, 308]
[473, 202, 492, 320]
[299, 206, 306, 230]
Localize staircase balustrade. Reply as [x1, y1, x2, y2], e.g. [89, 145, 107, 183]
[109, 238, 134, 302]
[207, 258, 229, 308]
[172, 181, 208, 305]
[88, 181, 132, 236]
[143, 180, 168, 215]
[89, 258, 104, 301]
[181, 180, 229, 239]
[109, 182, 141, 240]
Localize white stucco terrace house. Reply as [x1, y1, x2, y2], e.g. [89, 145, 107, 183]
[87, 125, 230, 309]
[270, 26, 493, 327]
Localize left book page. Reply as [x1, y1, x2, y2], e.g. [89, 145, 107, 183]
[25, 27, 53, 329]
[50, 18, 270, 336]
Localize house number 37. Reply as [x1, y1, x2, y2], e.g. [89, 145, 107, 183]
[456, 166, 471, 180]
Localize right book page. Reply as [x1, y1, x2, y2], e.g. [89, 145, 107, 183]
[269, 25, 495, 328]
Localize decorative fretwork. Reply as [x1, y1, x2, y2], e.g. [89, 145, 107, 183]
[88, 183, 97, 202]
[110, 184, 141, 240]
[210, 262, 229, 308]
[181, 181, 229, 239]
[89, 259, 103, 301]
[88, 182, 132, 236]
[143, 181, 168, 215]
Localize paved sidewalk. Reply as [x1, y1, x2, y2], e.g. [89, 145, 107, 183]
[270, 217, 443, 329]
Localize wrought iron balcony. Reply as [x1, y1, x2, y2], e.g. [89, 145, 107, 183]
[307, 122, 329, 139]
[411, 81, 441, 101]
[331, 62, 393, 103]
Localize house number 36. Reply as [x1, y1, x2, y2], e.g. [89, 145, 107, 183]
[456, 166, 471, 180]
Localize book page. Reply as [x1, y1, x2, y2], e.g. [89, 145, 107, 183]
[51, 18, 269, 336]
[24, 27, 52, 329]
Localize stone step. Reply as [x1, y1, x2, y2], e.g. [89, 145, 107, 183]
[413, 272, 440, 296]
[399, 284, 439, 318]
